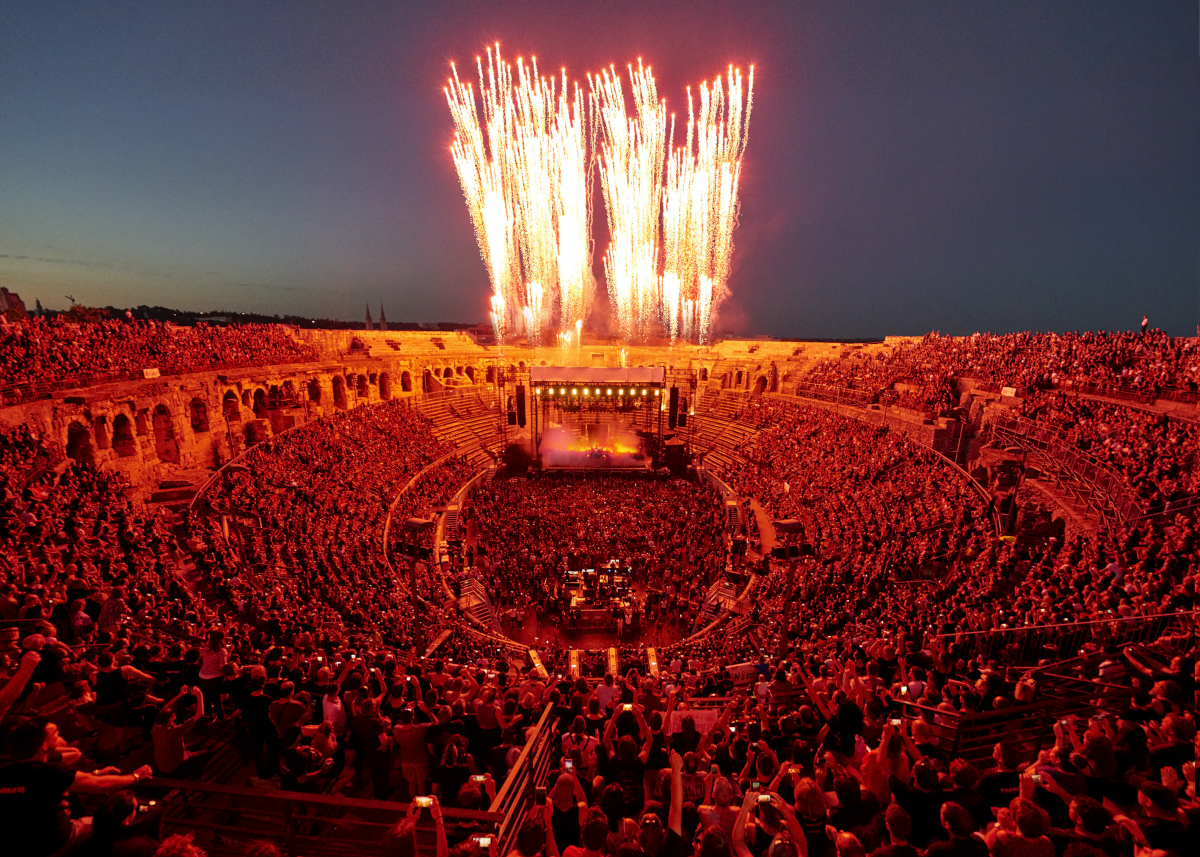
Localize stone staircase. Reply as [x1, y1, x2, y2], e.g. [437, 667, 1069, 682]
[147, 468, 211, 512]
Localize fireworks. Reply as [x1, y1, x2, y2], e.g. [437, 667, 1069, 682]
[591, 60, 668, 343]
[445, 49, 753, 345]
[445, 46, 594, 346]
[662, 66, 754, 344]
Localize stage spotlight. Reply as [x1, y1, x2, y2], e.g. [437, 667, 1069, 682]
[535, 388, 541, 395]
[642, 389, 648, 395]
[559, 388, 565, 395]
[571, 388, 577, 395]
[655, 390, 661, 396]
[619, 388, 624, 395]
[607, 388, 612, 395]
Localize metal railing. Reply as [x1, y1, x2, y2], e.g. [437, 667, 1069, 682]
[989, 414, 1148, 521]
[935, 610, 1198, 666]
[140, 778, 501, 857]
[488, 707, 559, 857]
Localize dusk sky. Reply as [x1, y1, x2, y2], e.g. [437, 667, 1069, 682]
[1, 1, 1196, 338]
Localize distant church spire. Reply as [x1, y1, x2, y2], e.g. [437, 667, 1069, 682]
[379, 304, 388, 331]
[365, 302, 373, 330]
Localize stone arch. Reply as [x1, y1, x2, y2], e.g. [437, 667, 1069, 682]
[253, 389, 267, 418]
[401, 370, 412, 393]
[368, 372, 378, 385]
[735, 370, 743, 387]
[136, 409, 150, 436]
[112, 414, 136, 457]
[66, 422, 95, 465]
[153, 404, 180, 464]
[422, 369, 434, 393]
[465, 366, 475, 382]
[442, 367, 453, 379]
[307, 379, 321, 403]
[223, 390, 242, 421]
[518, 361, 526, 370]
[241, 390, 251, 408]
[356, 374, 368, 397]
[455, 366, 464, 376]
[486, 365, 496, 384]
[752, 375, 768, 395]
[190, 397, 210, 433]
[699, 368, 709, 381]
[93, 415, 110, 450]
[379, 372, 391, 399]
[332, 375, 347, 409]
[350, 337, 365, 352]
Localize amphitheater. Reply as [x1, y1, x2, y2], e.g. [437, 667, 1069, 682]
[1, 320, 1197, 857]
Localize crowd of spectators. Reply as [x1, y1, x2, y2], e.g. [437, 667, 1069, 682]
[798, 329, 1200, 416]
[1, 324, 1199, 857]
[1014, 393, 1199, 506]
[463, 475, 727, 640]
[0, 316, 320, 399]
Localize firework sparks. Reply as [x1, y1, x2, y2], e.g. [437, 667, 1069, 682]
[446, 47, 594, 346]
[661, 65, 753, 343]
[591, 60, 668, 343]
[447, 50, 752, 346]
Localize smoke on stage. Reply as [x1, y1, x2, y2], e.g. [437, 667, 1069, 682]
[539, 423, 647, 468]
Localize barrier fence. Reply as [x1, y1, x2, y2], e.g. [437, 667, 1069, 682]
[989, 414, 1146, 521]
[140, 778, 500, 857]
[934, 610, 1198, 667]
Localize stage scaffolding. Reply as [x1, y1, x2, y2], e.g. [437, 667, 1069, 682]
[489, 362, 699, 470]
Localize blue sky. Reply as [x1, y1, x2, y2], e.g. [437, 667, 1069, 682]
[0, 1, 1196, 336]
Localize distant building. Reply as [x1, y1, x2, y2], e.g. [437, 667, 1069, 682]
[365, 302, 374, 331]
[379, 304, 388, 331]
[0, 287, 27, 317]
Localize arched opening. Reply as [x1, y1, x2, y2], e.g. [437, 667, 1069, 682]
[223, 391, 241, 422]
[356, 374, 368, 397]
[350, 337, 365, 352]
[699, 368, 709, 381]
[735, 370, 743, 387]
[379, 372, 391, 399]
[93, 416, 110, 450]
[720, 373, 730, 390]
[307, 379, 321, 403]
[455, 366, 464, 376]
[332, 375, 347, 409]
[112, 415, 136, 458]
[268, 386, 283, 410]
[422, 369, 434, 393]
[401, 371, 412, 393]
[66, 423, 95, 465]
[518, 361, 526, 370]
[443, 367, 453, 379]
[135, 409, 150, 436]
[241, 390, 251, 408]
[153, 405, 180, 464]
[486, 366, 496, 384]
[465, 366, 475, 383]
[368, 372, 378, 385]
[752, 375, 768, 395]
[190, 398, 210, 433]
[253, 389, 267, 418]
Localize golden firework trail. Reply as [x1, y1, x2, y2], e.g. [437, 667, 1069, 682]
[446, 46, 594, 346]
[591, 60, 668, 343]
[446, 47, 519, 342]
[662, 65, 753, 343]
